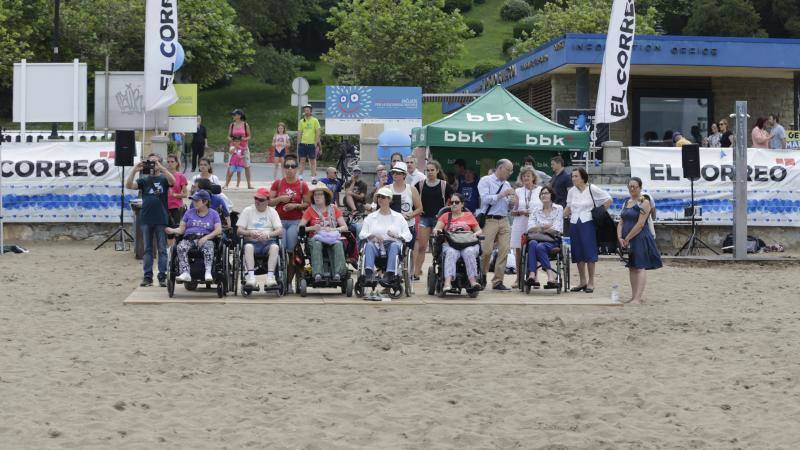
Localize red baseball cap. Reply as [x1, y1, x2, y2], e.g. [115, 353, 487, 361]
[254, 187, 270, 199]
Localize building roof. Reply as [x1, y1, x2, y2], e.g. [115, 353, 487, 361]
[452, 33, 800, 106]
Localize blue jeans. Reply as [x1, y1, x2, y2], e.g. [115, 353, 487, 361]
[282, 220, 300, 253]
[364, 240, 402, 274]
[141, 224, 167, 280]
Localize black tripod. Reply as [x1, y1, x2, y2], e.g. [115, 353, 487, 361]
[95, 166, 134, 251]
[675, 177, 718, 256]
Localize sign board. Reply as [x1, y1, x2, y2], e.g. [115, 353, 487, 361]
[13, 62, 88, 123]
[291, 93, 309, 107]
[94, 72, 168, 130]
[0, 142, 139, 223]
[627, 146, 800, 226]
[292, 77, 309, 95]
[168, 116, 197, 133]
[555, 109, 609, 145]
[325, 86, 422, 135]
[788, 130, 800, 149]
[168, 84, 198, 116]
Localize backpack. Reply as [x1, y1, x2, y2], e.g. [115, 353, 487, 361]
[721, 233, 766, 253]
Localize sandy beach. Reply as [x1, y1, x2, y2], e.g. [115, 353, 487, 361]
[1, 241, 800, 449]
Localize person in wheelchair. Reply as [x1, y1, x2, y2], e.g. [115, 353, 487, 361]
[359, 186, 413, 286]
[165, 190, 222, 283]
[432, 193, 483, 292]
[299, 183, 349, 283]
[193, 177, 231, 229]
[238, 187, 283, 288]
[524, 186, 564, 289]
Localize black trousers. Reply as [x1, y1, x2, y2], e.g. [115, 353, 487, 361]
[191, 145, 204, 171]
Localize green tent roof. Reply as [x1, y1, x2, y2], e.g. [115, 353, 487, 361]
[412, 85, 589, 151]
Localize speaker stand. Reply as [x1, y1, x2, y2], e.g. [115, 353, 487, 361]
[675, 178, 719, 256]
[95, 166, 134, 251]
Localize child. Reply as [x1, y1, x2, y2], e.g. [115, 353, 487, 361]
[224, 145, 246, 188]
[272, 122, 290, 180]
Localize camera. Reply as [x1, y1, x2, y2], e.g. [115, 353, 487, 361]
[142, 160, 156, 175]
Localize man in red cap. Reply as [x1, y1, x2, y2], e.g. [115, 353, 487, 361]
[237, 187, 284, 288]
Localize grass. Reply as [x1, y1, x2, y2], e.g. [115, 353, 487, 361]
[461, 0, 515, 71]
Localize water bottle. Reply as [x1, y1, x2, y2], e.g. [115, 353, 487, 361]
[379, 241, 386, 258]
[610, 284, 620, 303]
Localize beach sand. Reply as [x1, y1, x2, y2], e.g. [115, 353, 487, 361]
[1, 241, 799, 449]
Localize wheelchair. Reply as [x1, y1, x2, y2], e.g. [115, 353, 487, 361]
[166, 234, 232, 298]
[354, 238, 413, 299]
[516, 234, 570, 294]
[295, 226, 355, 297]
[425, 207, 486, 299]
[232, 236, 288, 297]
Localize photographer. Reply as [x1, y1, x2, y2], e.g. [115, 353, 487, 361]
[126, 154, 176, 287]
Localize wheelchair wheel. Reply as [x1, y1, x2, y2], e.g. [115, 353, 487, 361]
[518, 248, 527, 293]
[402, 250, 413, 297]
[467, 289, 478, 298]
[345, 278, 354, 297]
[167, 275, 175, 298]
[185, 281, 197, 291]
[241, 286, 252, 297]
[426, 266, 436, 296]
[299, 278, 308, 297]
[216, 282, 224, 298]
[354, 279, 364, 298]
[563, 248, 571, 292]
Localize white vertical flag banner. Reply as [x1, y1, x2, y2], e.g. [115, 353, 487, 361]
[144, 0, 179, 111]
[595, 0, 635, 124]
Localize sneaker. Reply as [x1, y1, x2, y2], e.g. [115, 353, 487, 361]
[204, 272, 214, 282]
[314, 273, 323, 283]
[176, 272, 191, 283]
[158, 279, 167, 288]
[265, 273, 278, 287]
[245, 273, 257, 288]
[493, 283, 511, 292]
[379, 272, 395, 287]
[333, 273, 341, 283]
[139, 277, 153, 287]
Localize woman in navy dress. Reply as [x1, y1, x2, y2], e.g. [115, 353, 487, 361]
[617, 177, 662, 305]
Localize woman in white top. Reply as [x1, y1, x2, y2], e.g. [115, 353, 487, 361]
[524, 187, 564, 289]
[359, 186, 413, 285]
[388, 162, 423, 248]
[510, 167, 542, 288]
[564, 168, 612, 293]
[191, 157, 221, 193]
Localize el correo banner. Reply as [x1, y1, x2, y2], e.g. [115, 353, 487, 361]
[595, 0, 635, 124]
[1, 142, 139, 223]
[144, 0, 179, 111]
[628, 146, 800, 227]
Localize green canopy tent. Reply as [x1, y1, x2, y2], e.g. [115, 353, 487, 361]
[411, 85, 589, 176]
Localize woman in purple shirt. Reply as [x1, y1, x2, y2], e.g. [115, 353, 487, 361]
[166, 190, 222, 283]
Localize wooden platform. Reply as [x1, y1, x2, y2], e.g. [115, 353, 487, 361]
[123, 282, 621, 306]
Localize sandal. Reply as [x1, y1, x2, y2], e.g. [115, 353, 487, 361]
[525, 278, 538, 287]
[544, 281, 559, 290]
[584, 287, 594, 293]
[570, 285, 587, 292]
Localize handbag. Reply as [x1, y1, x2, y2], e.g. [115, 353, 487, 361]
[313, 230, 341, 245]
[588, 184, 616, 242]
[476, 183, 505, 228]
[528, 229, 561, 243]
[444, 212, 479, 250]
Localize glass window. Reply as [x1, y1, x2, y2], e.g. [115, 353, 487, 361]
[639, 97, 710, 146]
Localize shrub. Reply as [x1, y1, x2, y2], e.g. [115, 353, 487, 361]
[474, 0, 486, 4]
[513, 16, 537, 38]
[247, 45, 304, 88]
[523, 0, 547, 9]
[500, 0, 531, 21]
[468, 61, 498, 78]
[299, 60, 317, 71]
[465, 18, 484, 37]
[502, 38, 517, 55]
[444, 0, 473, 13]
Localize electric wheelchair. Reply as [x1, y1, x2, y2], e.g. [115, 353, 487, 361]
[166, 234, 232, 298]
[232, 235, 288, 297]
[425, 207, 486, 299]
[294, 226, 355, 297]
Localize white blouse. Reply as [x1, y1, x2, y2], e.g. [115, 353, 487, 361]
[566, 184, 611, 224]
[514, 185, 542, 216]
[527, 204, 564, 234]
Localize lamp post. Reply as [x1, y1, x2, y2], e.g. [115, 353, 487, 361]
[49, 0, 62, 140]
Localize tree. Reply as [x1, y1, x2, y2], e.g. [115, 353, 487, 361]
[59, 0, 254, 88]
[228, 0, 319, 44]
[683, 0, 767, 37]
[324, 0, 468, 91]
[750, 0, 800, 38]
[510, 0, 659, 58]
[0, 0, 51, 88]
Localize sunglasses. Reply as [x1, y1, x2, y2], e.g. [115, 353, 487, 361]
[254, 197, 268, 202]
[450, 200, 461, 204]
[284, 164, 298, 169]
[377, 195, 391, 200]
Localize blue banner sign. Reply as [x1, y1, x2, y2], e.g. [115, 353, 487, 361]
[326, 86, 422, 120]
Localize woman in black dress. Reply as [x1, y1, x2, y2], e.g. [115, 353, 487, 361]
[617, 177, 662, 305]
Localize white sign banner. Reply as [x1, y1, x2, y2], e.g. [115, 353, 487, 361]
[627, 146, 800, 227]
[595, 0, 635, 124]
[326, 118, 422, 136]
[144, 0, 179, 111]
[1, 142, 139, 223]
[95, 72, 169, 130]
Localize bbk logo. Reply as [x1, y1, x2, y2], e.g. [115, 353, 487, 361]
[466, 113, 523, 123]
[526, 134, 565, 146]
[444, 130, 484, 143]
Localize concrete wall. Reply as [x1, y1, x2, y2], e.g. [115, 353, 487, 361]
[654, 224, 800, 253]
[4, 223, 125, 241]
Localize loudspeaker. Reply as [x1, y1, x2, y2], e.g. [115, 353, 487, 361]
[115, 130, 136, 167]
[681, 143, 701, 180]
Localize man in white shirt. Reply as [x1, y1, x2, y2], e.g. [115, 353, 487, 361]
[405, 155, 426, 186]
[237, 187, 283, 288]
[359, 186, 413, 286]
[477, 159, 517, 291]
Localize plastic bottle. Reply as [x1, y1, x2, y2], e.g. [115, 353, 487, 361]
[610, 284, 620, 303]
